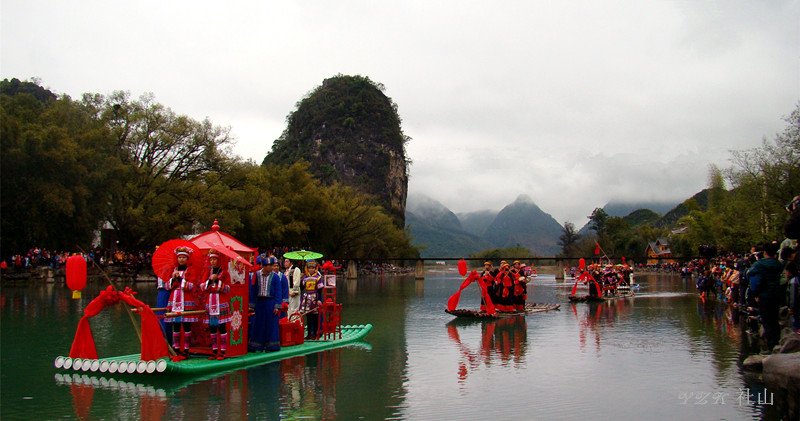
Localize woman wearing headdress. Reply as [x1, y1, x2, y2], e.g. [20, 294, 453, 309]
[165, 246, 199, 360]
[300, 260, 324, 339]
[494, 263, 515, 312]
[200, 249, 231, 360]
[480, 261, 497, 313]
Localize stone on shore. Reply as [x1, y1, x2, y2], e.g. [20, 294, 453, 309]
[742, 354, 767, 371]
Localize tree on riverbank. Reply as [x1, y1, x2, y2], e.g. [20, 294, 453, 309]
[0, 78, 418, 260]
[1, 79, 116, 254]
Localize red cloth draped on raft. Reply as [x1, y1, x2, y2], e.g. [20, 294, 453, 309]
[69, 286, 171, 361]
[447, 271, 496, 315]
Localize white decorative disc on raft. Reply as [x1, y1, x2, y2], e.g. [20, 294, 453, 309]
[116, 361, 127, 373]
[72, 358, 82, 370]
[99, 360, 110, 372]
[109, 361, 119, 373]
[90, 360, 100, 372]
[126, 362, 136, 374]
[81, 359, 92, 371]
[54, 356, 65, 369]
[156, 359, 167, 373]
[63, 357, 73, 370]
[136, 361, 147, 373]
[146, 361, 157, 374]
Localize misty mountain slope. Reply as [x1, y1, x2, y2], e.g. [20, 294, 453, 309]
[405, 210, 488, 257]
[481, 195, 563, 255]
[458, 210, 499, 236]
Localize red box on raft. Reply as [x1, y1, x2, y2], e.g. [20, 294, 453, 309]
[279, 314, 305, 347]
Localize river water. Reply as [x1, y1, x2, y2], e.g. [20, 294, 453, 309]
[0, 270, 787, 420]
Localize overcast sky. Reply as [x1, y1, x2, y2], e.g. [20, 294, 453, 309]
[2, 1, 798, 225]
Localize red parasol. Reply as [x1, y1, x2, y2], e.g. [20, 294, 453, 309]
[198, 240, 252, 267]
[151, 240, 202, 281]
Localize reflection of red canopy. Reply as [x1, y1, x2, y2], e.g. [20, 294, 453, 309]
[190, 219, 257, 256]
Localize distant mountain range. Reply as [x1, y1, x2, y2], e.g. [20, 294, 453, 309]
[406, 194, 562, 257]
[406, 191, 710, 258]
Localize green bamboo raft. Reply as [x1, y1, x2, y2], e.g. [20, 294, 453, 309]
[54, 324, 372, 376]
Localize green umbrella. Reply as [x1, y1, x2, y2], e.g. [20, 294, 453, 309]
[282, 250, 323, 260]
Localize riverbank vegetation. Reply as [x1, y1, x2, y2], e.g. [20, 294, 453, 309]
[0, 78, 418, 260]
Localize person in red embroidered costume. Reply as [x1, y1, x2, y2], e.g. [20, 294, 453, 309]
[200, 250, 232, 360]
[165, 246, 199, 360]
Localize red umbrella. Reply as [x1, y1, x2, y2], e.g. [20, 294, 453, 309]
[198, 240, 252, 267]
[152, 240, 202, 281]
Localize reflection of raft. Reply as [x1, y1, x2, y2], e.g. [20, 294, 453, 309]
[446, 303, 560, 318]
[54, 324, 372, 377]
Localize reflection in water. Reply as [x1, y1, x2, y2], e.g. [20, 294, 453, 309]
[279, 350, 343, 420]
[56, 369, 252, 420]
[446, 316, 527, 384]
[570, 298, 634, 354]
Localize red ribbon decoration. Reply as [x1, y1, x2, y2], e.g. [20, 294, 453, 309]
[69, 286, 170, 361]
[447, 271, 496, 315]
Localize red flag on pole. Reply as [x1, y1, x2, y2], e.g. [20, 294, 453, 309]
[594, 242, 600, 255]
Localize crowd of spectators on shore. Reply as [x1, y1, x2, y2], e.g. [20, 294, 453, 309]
[1, 246, 153, 277]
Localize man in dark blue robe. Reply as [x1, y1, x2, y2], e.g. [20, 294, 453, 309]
[248, 256, 288, 352]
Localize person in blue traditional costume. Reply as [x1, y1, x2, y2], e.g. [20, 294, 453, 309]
[248, 256, 289, 352]
[300, 260, 324, 339]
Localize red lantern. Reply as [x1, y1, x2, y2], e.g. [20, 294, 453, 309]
[579, 258, 586, 271]
[66, 255, 87, 299]
[457, 259, 468, 277]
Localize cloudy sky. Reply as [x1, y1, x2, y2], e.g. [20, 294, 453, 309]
[3, 1, 798, 225]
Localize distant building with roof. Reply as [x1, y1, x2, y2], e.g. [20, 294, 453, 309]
[646, 237, 675, 264]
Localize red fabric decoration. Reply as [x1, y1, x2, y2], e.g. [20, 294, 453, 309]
[321, 261, 339, 272]
[447, 272, 477, 311]
[476, 276, 496, 315]
[69, 317, 98, 359]
[69, 286, 170, 361]
[446, 271, 495, 315]
[457, 259, 468, 276]
[594, 243, 600, 255]
[66, 255, 87, 291]
[579, 258, 586, 270]
[140, 306, 170, 361]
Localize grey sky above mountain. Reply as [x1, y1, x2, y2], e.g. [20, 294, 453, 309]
[3, 1, 798, 225]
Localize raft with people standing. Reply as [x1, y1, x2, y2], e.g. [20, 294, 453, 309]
[445, 259, 559, 318]
[568, 258, 636, 303]
[54, 219, 372, 378]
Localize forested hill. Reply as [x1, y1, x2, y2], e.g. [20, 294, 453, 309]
[262, 75, 410, 224]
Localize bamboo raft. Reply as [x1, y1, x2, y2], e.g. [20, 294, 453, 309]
[569, 287, 635, 303]
[446, 303, 561, 318]
[54, 324, 372, 377]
